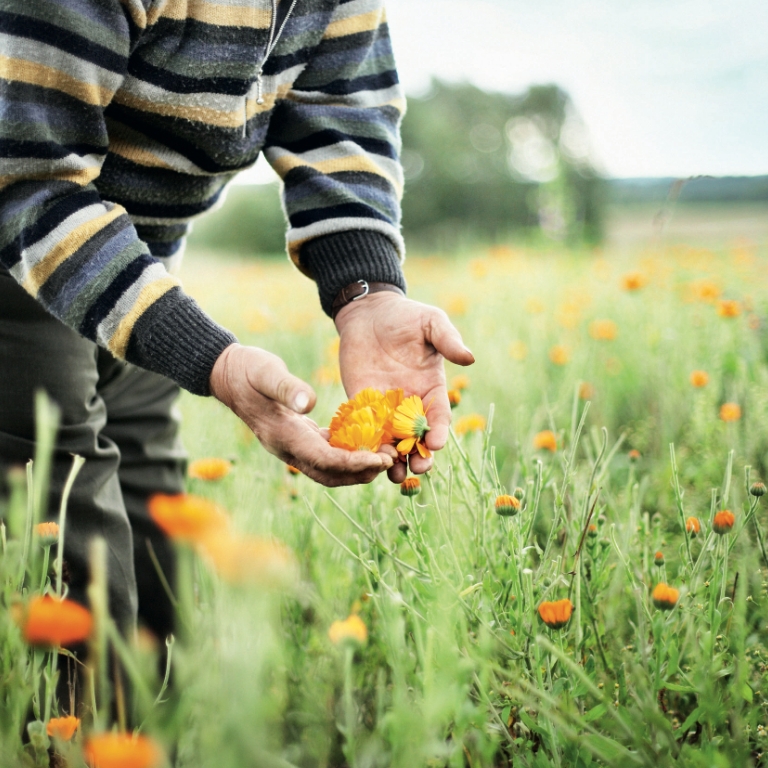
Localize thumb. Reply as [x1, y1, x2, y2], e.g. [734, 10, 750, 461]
[426, 310, 475, 366]
[243, 347, 317, 413]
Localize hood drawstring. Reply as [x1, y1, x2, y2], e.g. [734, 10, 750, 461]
[243, 0, 300, 137]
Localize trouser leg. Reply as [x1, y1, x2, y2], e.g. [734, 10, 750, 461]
[96, 352, 185, 641]
[0, 270, 137, 631]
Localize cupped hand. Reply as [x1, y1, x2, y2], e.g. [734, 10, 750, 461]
[209, 344, 393, 486]
[334, 292, 475, 483]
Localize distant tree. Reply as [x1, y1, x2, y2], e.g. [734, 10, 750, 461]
[400, 80, 605, 246]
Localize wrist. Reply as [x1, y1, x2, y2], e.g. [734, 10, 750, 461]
[209, 343, 239, 405]
[330, 280, 405, 320]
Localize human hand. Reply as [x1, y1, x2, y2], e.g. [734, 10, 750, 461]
[334, 292, 475, 483]
[209, 344, 394, 486]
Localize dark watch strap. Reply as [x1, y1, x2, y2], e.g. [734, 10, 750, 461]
[331, 280, 405, 319]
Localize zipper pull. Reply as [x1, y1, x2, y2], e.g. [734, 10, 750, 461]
[256, 67, 264, 105]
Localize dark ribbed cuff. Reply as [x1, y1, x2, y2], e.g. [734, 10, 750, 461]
[125, 287, 237, 396]
[300, 230, 406, 317]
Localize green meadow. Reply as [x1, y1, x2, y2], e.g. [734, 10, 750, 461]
[2, 204, 768, 767]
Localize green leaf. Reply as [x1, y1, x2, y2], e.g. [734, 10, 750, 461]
[582, 733, 639, 764]
[667, 640, 679, 677]
[742, 683, 754, 703]
[680, 706, 703, 733]
[663, 682, 695, 693]
[583, 703, 608, 723]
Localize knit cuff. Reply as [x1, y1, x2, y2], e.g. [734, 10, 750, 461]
[125, 287, 237, 396]
[300, 230, 407, 317]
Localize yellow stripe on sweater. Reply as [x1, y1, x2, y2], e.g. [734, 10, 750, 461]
[108, 276, 179, 359]
[110, 139, 177, 171]
[153, 0, 271, 28]
[0, 55, 113, 107]
[324, 8, 385, 39]
[0, 165, 100, 191]
[24, 206, 124, 295]
[270, 153, 402, 195]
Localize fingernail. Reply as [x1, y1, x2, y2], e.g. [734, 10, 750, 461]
[294, 391, 309, 412]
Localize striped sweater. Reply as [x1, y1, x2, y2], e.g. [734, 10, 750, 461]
[0, 0, 406, 395]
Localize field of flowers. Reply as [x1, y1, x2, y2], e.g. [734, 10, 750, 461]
[2, 222, 768, 767]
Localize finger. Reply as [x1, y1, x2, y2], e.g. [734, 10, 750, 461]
[294, 435, 393, 477]
[319, 427, 331, 441]
[387, 461, 407, 484]
[425, 310, 475, 366]
[408, 452, 433, 474]
[425, 387, 452, 451]
[379, 444, 399, 461]
[244, 348, 317, 414]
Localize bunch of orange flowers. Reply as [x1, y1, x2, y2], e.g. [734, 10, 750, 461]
[328, 388, 432, 459]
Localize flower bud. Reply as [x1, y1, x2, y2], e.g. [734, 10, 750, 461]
[652, 583, 679, 610]
[513, 487, 525, 501]
[495, 494, 520, 517]
[654, 551, 664, 567]
[750, 482, 766, 497]
[538, 599, 573, 629]
[447, 389, 461, 409]
[685, 517, 701, 536]
[712, 509, 735, 535]
[587, 524, 598, 539]
[35, 522, 59, 548]
[400, 477, 421, 497]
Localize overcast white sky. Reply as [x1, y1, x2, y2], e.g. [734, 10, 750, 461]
[386, 0, 768, 178]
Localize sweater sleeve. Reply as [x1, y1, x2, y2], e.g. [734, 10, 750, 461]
[0, 0, 235, 395]
[261, 0, 407, 315]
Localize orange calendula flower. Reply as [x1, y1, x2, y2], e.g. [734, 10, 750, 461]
[717, 299, 742, 318]
[391, 395, 432, 458]
[654, 551, 664, 566]
[719, 403, 741, 422]
[509, 340, 528, 361]
[712, 509, 735, 534]
[538, 599, 573, 629]
[549, 345, 569, 366]
[287, 464, 301, 475]
[36, 521, 59, 547]
[21, 596, 93, 648]
[525, 298, 545, 314]
[692, 279, 721, 303]
[628, 449, 641, 461]
[589, 319, 618, 341]
[533, 430, 557, 452]
[198, 533, 299, 589]
[400, 477, 421, 497]
[328, 388, 403, 451]
[447, 389, 461, 409]
[578, 382, 594, 400]
[147, 493, 229, 543]
[188, 457, 232, 481]
[652, 583, 679, 610]
[84, 732, 163, 768]
[454, 413, 486, 436]
[328, 614, 368, 646]
[689, 370, 709, 388]
[621, 272, 646, 291]
[451, 374, 470, 391]
[329, 405, 388, 452]
[685, 517, 701, 536]
[495, 494, 520, 517]
[47, 716, 80, 741]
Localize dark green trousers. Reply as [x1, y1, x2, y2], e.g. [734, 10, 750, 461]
[0, 269, 184, 638]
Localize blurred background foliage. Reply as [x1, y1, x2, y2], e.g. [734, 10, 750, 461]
[187, 79, 768, 257]
[189, 80, 605, 255]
